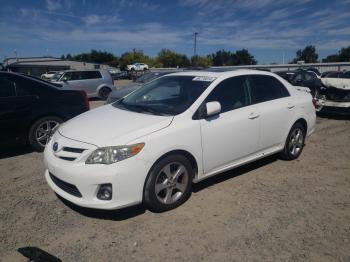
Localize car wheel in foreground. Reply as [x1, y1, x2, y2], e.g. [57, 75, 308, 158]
[28, 116, 63, 151]
[99, 87, 112, 100]
[144, 155, 193, 212]
[280, 122, 306, 160]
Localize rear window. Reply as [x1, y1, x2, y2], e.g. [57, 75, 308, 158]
[248, 75, 290, 104]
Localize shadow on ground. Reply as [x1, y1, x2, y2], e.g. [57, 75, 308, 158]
[0, 145, 35, 159]
[57, 194, 146, 221]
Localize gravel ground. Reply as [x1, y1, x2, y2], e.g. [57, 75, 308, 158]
[0, 106, 349, 261]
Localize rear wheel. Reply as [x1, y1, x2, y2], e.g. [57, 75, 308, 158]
[28, 116, 63, 151]
[99, 87, 111, 100]
[144, 155, 193, 212]
[280, 123, 306, 160]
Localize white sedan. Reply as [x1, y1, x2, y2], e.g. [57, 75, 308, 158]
[44, 70, 316, 212]
[126, 63, 149, 71]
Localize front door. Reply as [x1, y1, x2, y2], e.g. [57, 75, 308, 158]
[199, 76, 260, 175]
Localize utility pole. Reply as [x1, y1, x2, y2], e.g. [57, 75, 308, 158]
[194, 32, 198, 56]
[14, 49, 18, 61]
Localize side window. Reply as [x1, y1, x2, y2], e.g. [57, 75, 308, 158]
[71, 72, 82, 80]
[0, 77, 16, 97]
[206, 76, 250, 113]
[82, 71, 102, 79]
[62, 72, 72, 81]
[248, 75, 290, 104]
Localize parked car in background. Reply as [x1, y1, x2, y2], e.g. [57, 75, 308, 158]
[127, 63, 149, 71]
[289, 69, 322, 96]
[52, 69, 115, 100]
[50, 71, 64, 82]
[44, 70, 315, 212]
[106, 71, 175, 104]
[108, 68, 128, 80]
[316, 71, 350, 115]
[41, 71, 58, 80]
[0, 72, 89, 151]
[275, 70, 296, 81]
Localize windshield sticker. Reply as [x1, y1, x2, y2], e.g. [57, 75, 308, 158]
[192, 76, 217, 82]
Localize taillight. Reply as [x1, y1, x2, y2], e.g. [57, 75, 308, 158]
[79, 90, 90, 110]
[312, 98, 317, 109]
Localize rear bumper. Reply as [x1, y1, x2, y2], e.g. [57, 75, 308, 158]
[316, 99, 350, 115]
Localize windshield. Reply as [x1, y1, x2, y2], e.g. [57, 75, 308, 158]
[136, 73, 163, 83]
[113, 75, 213, 115]
[51, 72, 64, 81]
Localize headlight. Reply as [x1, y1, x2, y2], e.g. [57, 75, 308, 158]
[86, 143, 144, 164]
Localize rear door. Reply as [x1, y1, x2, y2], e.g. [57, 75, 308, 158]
[247, 75, 294, 152]
[199, 76, 260, 174]
[81, 71, 103, 96]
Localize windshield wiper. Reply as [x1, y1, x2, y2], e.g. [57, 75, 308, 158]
[118, 100, 167, 116]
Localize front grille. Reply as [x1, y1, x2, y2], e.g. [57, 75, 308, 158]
[49, 173, 82, 198]
[63, 147, 86, 153]
[59, 156, 76, 161]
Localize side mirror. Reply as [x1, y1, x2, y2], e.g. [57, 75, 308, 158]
[205, 101, 221, 117]
[62, 77, 68, 82]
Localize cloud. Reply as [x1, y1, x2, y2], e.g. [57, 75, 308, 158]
[45, 0, 62, 11]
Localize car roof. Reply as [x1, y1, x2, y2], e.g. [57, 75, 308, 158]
[166, 69, 277, 78]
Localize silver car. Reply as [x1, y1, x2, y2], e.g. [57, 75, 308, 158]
[53, 69, 115, 99]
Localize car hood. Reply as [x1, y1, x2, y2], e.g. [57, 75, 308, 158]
[58, 105, 173, 147]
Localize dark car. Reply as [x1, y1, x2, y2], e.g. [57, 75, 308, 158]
[274, 70, 296, 81]
[289, 70, 322, 96]
[106, 71, 175, 104]
[0, 72, 89, 151]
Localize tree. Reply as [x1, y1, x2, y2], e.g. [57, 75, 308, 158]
[155, 49, 190, 68]
[322, 54, 340, 62]
[60, 54, 65, 60]
[191, 55, 211, 68]
[338, 46, 350, 62]
[66, 53, 72, 60]
[292, 45, 318, 63]
[232, 49, 257, 65]
[208, 49, 257, 66]
[119, 49, 152, 70]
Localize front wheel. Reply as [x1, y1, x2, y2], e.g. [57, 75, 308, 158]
[144, 155, 193, 212]
[28, 116, 63, 151]
[280, 123, 306, 160]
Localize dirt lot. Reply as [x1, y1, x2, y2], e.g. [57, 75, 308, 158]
[0, 104, 349, 261]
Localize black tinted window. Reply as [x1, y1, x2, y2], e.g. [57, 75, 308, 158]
[0, 77, 16, 97]
[248, 75, 289, 104]
[81, 71, 102, 79]
[342, 71, 350, 79]
[206, 76, 249, 113]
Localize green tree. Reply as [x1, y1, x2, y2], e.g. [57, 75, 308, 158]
[338, 46, 350, 62]
[292, 45, 318, 63]
[155, 49, 190, 68]
[322, 54, 340, 62]
[208, 49, 257, 66]
[60, 54, 65, 60]
[66, 53, 72, 60]
[232, 49, 257, 65]
[191, 55, 212, 68]
[119, 49, 152, 69]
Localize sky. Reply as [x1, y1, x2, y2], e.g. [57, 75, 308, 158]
[0, 0, 350, 64]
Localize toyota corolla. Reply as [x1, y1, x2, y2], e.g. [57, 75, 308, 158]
[44, 70, 316, 212]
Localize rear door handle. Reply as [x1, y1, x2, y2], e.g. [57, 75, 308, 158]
[287, 103, 295, 109]
[248, 112, 260, 119]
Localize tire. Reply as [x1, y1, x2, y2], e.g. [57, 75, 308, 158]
[98, 87, 111, 100]
[28, 116, 63, 152]
[144, 154, 194, 212]
[279, 122, 306, 160]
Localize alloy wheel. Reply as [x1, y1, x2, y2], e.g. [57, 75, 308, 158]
[289, 128, 304, 156]
[155, 162, 189, 205]
[35, 120, 60, 147]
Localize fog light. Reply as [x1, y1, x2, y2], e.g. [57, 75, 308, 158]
[97, 184, 112, 200]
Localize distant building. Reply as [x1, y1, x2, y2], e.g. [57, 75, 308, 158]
[3, 57, 112, 76]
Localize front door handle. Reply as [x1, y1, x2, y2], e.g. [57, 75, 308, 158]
[248, 112, 260, 119]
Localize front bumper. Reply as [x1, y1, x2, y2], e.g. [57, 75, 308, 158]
[44, 133, 152, 210]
